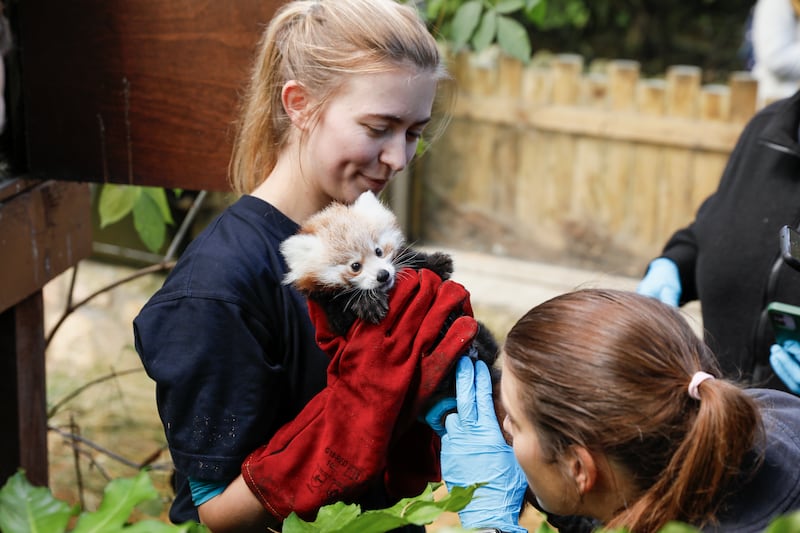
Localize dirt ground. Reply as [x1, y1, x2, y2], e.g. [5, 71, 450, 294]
[42, 259, 546, 530]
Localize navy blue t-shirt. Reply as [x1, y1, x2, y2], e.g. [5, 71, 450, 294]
[711, 388, 800, 532]
[134, 196, 362, 524]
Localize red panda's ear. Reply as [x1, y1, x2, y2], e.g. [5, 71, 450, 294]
[281, 80, 313, 130]
[354, 191, 387, 216]
[279, 233, 324, 283]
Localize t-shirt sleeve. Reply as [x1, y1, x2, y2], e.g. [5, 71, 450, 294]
[134, 294, 288, 482]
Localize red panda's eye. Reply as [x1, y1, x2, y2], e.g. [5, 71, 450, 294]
[351, 262, 362, 273]
[375, 247, 383, 257]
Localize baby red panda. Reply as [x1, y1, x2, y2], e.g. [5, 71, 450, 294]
[280, 190, 454, 335]
[280, 191, 500, 429]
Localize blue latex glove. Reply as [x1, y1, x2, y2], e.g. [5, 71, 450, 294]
[636, 257, 681, 307]
[771, 340, 800, 393]
[441, 357, 528, 533]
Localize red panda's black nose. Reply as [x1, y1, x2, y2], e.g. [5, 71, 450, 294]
[377, 270, 390, 283]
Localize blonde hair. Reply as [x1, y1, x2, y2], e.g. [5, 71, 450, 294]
[229, 0, 450, 195]
[503, 289, 763, 532]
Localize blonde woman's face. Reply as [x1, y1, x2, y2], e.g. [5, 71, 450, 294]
[301, 67, 437, 205]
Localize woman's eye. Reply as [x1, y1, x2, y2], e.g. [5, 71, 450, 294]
[375, 247, 383, 257]
[366, 125, 387, 136]
[407, 130, 423, 141]
[350, 262, 362, 273]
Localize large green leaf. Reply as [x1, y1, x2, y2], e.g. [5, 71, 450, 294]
[71, 470, 158, 533]
[534, 522, 559, 532]
[120, 519, 208, 533]
[765, 511, 800, 533]
[141, 187, 174, 225]
[497, 14, 531, 62]
[495, 0, 526, 14]
[657, 522, 701, 533]
[471, 9, 498, 52]
[132, 192, 168, 253]
[0, 470, 77, 533]
[283, 483, 479, 533]
[450, 0, 483, 48]
[98, 185, 141, 228]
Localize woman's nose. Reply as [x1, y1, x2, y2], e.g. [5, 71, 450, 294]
[380, 134, 412, 172]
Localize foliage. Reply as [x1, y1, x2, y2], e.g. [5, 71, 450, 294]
[97, 184, 177, 253]
[5, 468, 800, 533]
[414, 0, 754, 81]
[418, 0, 539, 62]
[0, 470, 206, 533]
[0, 472, 476, 533]
[283, 482, 478, 532]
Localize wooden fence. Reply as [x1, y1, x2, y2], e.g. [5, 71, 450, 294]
[407, 48, 760, 276]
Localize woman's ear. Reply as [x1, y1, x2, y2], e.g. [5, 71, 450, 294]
[282, 80, 312, 129]
[568, 445, 597, 495]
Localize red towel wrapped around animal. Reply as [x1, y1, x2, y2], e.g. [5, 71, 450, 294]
[241, 267, 479, 520]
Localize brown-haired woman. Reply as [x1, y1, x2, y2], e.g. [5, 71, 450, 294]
[441, 289, 800, 533]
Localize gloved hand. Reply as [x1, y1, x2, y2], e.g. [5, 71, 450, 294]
[441, 357, 528, 533]
[636, 257, 681, 307]
[770, 340, 800, 393]
[242, 268, 479, 520]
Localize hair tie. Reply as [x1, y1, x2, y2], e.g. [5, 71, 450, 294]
[688, 371, 715, 400]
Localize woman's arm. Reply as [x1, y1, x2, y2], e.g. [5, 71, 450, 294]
[197, 476, 281, 533]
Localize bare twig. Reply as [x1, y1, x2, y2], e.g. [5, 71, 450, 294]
[49, 424, 170, 472]
[45, 189, 208, 348]
[45, 261, 176, 348]
[69, 415, 86, 509]
[48, 367, 144, 418]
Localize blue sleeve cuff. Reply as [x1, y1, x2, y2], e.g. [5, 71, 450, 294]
[188, 477, 227, 506]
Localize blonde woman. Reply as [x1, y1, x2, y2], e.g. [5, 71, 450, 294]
[134, 1, 472, 531]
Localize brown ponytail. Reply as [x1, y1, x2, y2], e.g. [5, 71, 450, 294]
[503, 289, 763, 532]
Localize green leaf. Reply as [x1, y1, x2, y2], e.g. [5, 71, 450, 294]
[496, 14, 531, 62]
[523, 0, 546, 25]
[471, 9, 498, 52]
[284, 501, 362, 533]
[534, 521, 559, 533]
[72, 470, 159, 533]
[765, 510, 800, 533]
[141, 187, 174, 225]
[98, 185, 141, 228]
[132, 193, 168, 253]
[0, 470, 77, 533]
[450, 0, 483, 48]
[495, 0, 525, 14]
[424, 0, 445, 21]
[283, 482, 480, 533]
[121, 519, 209, 532]
[655, 523, 701, 533]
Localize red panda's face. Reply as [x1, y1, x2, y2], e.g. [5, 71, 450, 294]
[337, 236, 399, 292]
[280, 191, 405, 295]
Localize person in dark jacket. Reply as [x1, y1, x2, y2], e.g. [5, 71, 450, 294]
[637, 89, 800, 393]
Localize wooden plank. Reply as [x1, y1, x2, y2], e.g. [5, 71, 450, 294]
[17, 0, 284, 191]
[450, 100, 746, 154]
[660, 66, 699, 238]
[0, 293, 48, 486]
[729, 71, 759, 123]
[628, 80, 665, 247]
[0, 180, 93, 313]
